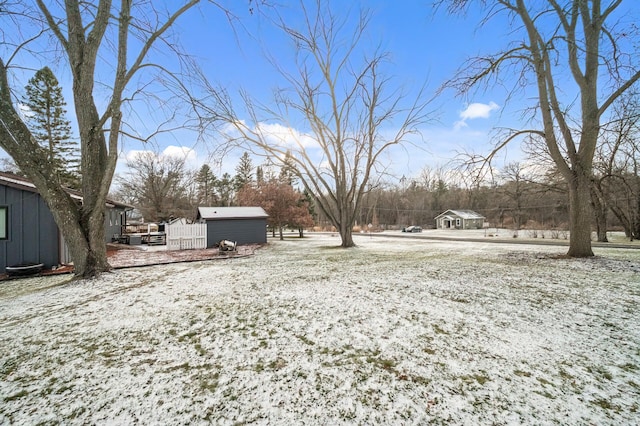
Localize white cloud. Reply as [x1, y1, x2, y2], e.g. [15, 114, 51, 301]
[460, 101, 500, 120]
[122, 149, 149, 162]
[123, 146, 196, 163]
[454, 101, 500, 130]
[161, 145, 197, 163]
[453, 120, 469, 131]
[255, 122, 318, 149]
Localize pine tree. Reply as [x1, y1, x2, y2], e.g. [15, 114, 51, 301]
[279, 150, 297, 185]
[195, 164, 217, 206]
[256, 166, 264, 185]
[234, 151, 254, 191]
[216, 172, 235, 206]
[23, 67, 80, 188]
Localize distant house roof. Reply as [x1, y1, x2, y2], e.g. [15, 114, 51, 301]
[434, 209, 485, 220]
[197, 206, 269, 220]
[0, 171, 134, 210]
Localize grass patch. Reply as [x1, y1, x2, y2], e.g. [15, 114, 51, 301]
[537, 377, 554, 386]
[199, 372, 220, 393]
[0, 357, 21, 378]
[433, 324, 449, 335]
[366, 356, 396, 371]
[177, 330, 198, 342]
[164, 362, 190, 373]
[268, 358, 287, 370]
[586, 365, 613, 381]
[619, 363, 637, 372]
[194, 342, 207, 356]
[591, 398, 616, 411]
[297, 335, 315, 346]
[5, 389, 29, 402]
[459, 373, 490, 386]
[558, 368, 574, 380]
[534, 390, 556, 399]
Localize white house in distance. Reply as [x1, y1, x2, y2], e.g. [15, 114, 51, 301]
[434, 210, 486, 230]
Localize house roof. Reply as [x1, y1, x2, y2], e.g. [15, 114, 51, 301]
[197, 206, 269, 220]
[434, 209, 486, 220]
[0, 171, 134, 210]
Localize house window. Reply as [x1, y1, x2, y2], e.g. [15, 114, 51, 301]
[0, 206, 7, 240]
[456, 218, 461, 227]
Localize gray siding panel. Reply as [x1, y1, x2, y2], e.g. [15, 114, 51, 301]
[206, 218, 267, 248]
[0, 185, 59, 272]
[105, 208, 126, 242]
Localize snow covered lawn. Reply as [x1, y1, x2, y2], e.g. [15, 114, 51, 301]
[1, 234, 638, 425]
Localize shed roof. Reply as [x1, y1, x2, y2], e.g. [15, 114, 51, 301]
[434, 209, 485, 220]
[197, 206, 269, 220]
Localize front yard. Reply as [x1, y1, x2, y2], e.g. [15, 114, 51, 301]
[1, 235, 638, 424]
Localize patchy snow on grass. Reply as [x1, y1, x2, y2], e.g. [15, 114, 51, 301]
[1, 234, 639, 425]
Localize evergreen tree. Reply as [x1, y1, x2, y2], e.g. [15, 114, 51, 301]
[256, 166, 264, 185]
[279, 150, 297, 185]
[216, 172, 235, 206]
[23, 67, 80, 188]
[195, 164, 217, 206]
[234, 152, 254, 190]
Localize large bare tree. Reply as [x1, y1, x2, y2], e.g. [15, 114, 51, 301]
[0, 1, 209, 277]
[443, 0, 640, 256]
[206, 0, 428, 247]
[115, 151, 194, 223]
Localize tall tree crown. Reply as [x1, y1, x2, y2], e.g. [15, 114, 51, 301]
[23, 66, 80, 188]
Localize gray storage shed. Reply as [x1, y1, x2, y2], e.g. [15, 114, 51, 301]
[0, 172, 132, 272]
[197, 206, 268, 247]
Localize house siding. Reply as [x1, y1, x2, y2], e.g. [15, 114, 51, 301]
[435, 210, 485, 230]
[205, 218, 267, 248]
[104, 208, 126, 242]
[463, 218, 484, 230]
[0, 184, 59, 271]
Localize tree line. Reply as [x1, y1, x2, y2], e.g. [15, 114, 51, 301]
[112, 151, 314, 240]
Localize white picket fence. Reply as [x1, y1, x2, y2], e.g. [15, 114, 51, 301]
[165, 223, 207, 250]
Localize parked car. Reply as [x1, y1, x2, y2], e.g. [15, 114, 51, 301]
[402, 226, 422, 233]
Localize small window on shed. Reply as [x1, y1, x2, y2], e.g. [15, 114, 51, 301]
[0, 206, 7, 240]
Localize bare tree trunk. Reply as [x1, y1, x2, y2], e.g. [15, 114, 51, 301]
[608, 202, 633, 240]
[590, 184, 608, 243]
[0, 60, 107, 276]
[633, 191, 640, 241]
[339, 222, 354, 248]
[567, 173, 594, 257]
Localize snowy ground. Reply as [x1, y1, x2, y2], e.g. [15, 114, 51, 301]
[1, 234, 639, 425]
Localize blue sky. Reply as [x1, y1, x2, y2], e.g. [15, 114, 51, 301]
[3, 1, 537, 182]
[161, 0, 522, 179]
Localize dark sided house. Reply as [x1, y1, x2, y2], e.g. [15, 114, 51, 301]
[434, 209, 486, 230]
[0, 172, 132, 272]
[196, 206, 268, 247]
